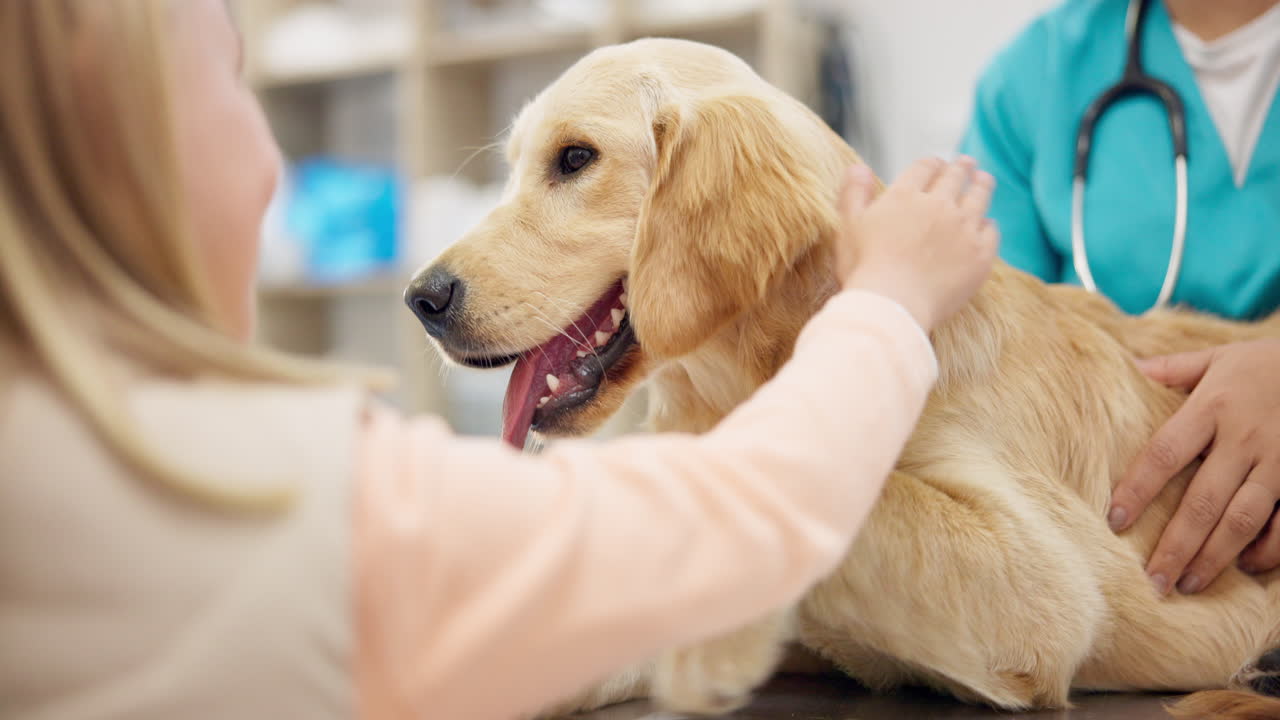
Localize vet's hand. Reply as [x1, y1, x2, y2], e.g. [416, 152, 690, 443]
[1110, 339, 1280, 595]
[836, 156, 999, 332]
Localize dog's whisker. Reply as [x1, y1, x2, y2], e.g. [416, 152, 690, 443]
[527, 292, 580, 329]
[519, 303, 581, 350]
[451, 138, 504, 181]
[517, 301, 576, 341]
[530, 292, 607, 360]
[459, 308, 530, 360]
[478, 308, 538, 359]
[528, 290, 572, 312]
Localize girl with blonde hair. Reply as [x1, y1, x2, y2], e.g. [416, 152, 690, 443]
[0, 1, 997, 718]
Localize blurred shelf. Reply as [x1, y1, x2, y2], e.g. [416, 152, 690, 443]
[252, 54, 410, 89]
[258, 274, 406, 300]
[426, 27, 597, 66]
[628, 6, 763, 36]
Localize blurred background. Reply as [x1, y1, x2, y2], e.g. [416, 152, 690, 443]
[240, 0, 1057, 438]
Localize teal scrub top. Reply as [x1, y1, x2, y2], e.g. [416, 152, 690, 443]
[960, 0, 1280, 320]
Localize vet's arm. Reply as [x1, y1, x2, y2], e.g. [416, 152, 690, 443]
[958, 18, 1059, 281]
[353, 290, 936, 720]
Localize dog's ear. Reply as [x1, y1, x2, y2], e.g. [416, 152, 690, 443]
[629, 94, 837, 360]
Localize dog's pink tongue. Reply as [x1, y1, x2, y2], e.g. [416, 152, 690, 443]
[501, 281, 625, 448]
[502, 353, 544, 449]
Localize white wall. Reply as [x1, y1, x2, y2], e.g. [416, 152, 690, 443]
[804, 0, 1059, 177]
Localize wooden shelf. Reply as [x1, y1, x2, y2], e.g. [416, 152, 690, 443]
[425, 27, 597, 67]
[258, 274, 405, 300]
[628, 7, 763, 36]
[252, 54, 409, 90]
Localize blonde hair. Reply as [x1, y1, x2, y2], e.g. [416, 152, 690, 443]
[0, 0, 384, 511]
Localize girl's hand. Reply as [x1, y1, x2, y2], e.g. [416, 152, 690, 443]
[1111, 339, 1280, 594]
[836, 157, 999, 332]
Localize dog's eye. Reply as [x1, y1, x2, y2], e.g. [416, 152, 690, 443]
[559, 146, 595, 175]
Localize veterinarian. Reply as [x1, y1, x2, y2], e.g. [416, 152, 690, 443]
[0, 2, 999, 719]
[960, 0, 1280, 596]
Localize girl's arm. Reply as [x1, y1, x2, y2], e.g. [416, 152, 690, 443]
[355, 290, 934, 720]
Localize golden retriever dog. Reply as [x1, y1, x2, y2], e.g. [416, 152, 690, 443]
[405, 39, 1280, 719]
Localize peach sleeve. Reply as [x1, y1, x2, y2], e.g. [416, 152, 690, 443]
[354, 290, 938, 720]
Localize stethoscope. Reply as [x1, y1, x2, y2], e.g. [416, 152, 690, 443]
[1072, 0, 1189, 311]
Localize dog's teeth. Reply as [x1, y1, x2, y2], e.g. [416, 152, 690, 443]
[611, 308, 624, 327]
[576, 350, 589, 358]
[537, 396, 550, 408]
[619, 293, 628, 307]
[546, 375, 560, 393]
[595, 331, 611, 347]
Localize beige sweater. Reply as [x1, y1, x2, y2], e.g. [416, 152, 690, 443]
[0, 380, 361, 719]
[0, 290, 936, 720]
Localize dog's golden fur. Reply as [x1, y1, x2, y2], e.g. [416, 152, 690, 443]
[416, 39, 1280, 718]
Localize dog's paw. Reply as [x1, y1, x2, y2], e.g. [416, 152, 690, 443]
[1231, 647, 1280, 697]
[651, 615, 793, 716]
[651, 644, 760, 716]
[535, 663, 654, 718]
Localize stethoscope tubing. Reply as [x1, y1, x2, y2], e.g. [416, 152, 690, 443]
[1070, 0, 1190, 312]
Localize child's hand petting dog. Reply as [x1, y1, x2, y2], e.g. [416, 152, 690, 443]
[836, 156, 999, 333]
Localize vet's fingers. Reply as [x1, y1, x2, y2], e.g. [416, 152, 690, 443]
[1145, 452, 1249, 595]
[1241, 503, 1280, 574]
[1136, 349, 1215, 390]
[928, 156, 978, 200]
[838, 165, 877, 217]
[895, 156, 946, 191]
[1177, 470, 1277, 593]
[1110, 400, 1215, 532]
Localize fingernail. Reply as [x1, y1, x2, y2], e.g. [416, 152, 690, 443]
[1177, 574, 1202, 594]
[1107, 506, 1128, 531]
[957, 154, 976, 165]
[1150, 573, 1171, 595]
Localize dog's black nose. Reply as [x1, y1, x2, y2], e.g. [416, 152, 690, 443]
[406, 266, 462, 339]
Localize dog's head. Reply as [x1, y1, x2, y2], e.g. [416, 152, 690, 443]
[407, 39, 857, 447]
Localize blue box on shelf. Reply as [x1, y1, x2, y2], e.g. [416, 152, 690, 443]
[285, 157, 402, 284]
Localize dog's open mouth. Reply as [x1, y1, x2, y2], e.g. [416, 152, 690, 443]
[501, 279, 637, 448]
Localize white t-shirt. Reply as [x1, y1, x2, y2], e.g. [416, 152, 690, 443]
[1172, 2, 1280, 187]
